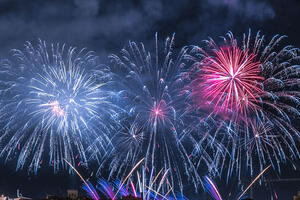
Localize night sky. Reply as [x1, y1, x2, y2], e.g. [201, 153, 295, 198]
[0, 0, 299, 199]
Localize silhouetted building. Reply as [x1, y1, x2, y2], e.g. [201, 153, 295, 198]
[45, 195, 65, 200]
[14, 190, 32, 200]
[67, 190, 78, 200]
[0, 195, 8, 200]
[0, 190, 32, 200]
[294, 191, 300, 200]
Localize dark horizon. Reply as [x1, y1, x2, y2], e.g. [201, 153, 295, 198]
[1, 162, 299, 199]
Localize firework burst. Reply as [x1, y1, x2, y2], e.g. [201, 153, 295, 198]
[0, 41, 121, 173]
[195, 45, 264, 117]
[92, 34, 207, 193]
[187, 30, 300, 179]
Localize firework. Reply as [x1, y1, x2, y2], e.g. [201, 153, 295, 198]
[83, 182, 100, 200]
[203, 176, 223, 200]
[237, 165, 271, 200]
[187, 30, 300, 179]
[93, 33, 208, 194]
[0, 41, 122, 173]
[193, 45, 264, 117]
[83, 173, 186, 200]
[203, 165, 271, 200]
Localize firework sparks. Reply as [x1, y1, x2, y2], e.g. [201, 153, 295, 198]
[0, 41, 122, 173]
[187, 30, 300, 179]
[237, 165, 271, 200]
[97, 33, 204, 193]
[203, 176, 223, 200]
[198, 45, 264, 116]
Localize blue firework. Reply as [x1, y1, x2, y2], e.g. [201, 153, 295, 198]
[0, 41, 121, 173]
[94, 34, 213, 194]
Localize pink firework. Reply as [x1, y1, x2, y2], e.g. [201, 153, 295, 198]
[49, 101, 65, 116]
[149, 100, 168, 127]
[194, 45, 264, 117]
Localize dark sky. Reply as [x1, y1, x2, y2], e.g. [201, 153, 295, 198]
[0, 0, 300, 199]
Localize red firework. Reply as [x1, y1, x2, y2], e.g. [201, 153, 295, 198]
[194, 45, 264, 116]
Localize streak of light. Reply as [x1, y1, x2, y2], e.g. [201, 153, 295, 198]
[113, 157, 145, 200]
[237, 165, 271, 200]
[64, 159, 99, 200]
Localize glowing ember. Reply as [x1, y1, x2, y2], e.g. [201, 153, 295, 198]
[50, 101, 65, 116]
